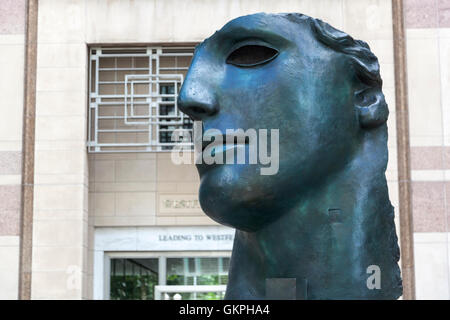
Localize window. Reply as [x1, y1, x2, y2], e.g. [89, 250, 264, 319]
[110, 258, 159, 300]
[166, 257, 229, 299]
[109, 256, 230, 300]
[88, 46, 195, 152]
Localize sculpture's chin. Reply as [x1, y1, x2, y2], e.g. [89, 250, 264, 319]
[196, 159, 299, 232]
[200, 204, 269, 232]
[198, 178, 282, 232]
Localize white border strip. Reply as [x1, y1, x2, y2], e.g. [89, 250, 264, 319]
[93, 226, 234, 300]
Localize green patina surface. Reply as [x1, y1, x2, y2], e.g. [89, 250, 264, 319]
[178, 13, 402, 300]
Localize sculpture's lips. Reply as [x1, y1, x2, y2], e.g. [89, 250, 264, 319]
[196, 134, 250, 167]
[201, 134, 250, 152]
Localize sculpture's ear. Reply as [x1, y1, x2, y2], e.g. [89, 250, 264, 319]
[355, 87, 389, 129]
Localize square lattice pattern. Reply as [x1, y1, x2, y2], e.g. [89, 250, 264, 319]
[88, 46, 195, 152]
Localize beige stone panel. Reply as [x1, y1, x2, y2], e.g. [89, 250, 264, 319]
[0, 151, 21, 175]
[387, 121, 398, 153]
[92, 153, 137, 161]
[136, 153, 157, 160]
[84, 273, 93, 300]
[386, 146, 398, 182]
[0, 236, 19, 247]
[0, 210, 20, 236]
[84, 157, 91, 181]
[94, 216, 156, 227]
[36, 91, 87, 117]
[88, 191, 94, 215]
[38, 0, 85, 44]
[86, 0, 154, 43]
[34, 184, 85, 211]
[115, 159, 157, 182]
[115, 192, 156, 216]
[35, 149, 85, 175]
[439, 34, 450, 146]
[0, 240, 19, 272]
[385, 89, 397, 148]
[176, 182, 201, 193]
[158, 194, 202, 216]
[0, 270, 19, 300]
[271, 0, 344, 29]
[406, 29, 443, 146]
[33, 246, 83, 272]
[411, 170, 447, 182]
[439, 29, 450, 39]
[35, 140, 86, 152]
[92, 193, 115, 217]
[342, 0, 393, 40]
[33, 219, 84, 247]
[0, 185, 21, 211]
[414, 238, 450, 299]
[407, 28, 439, 39]
[37, 43, 86, 68]
[34, 209, 88, 221]
[384, 84, 396, 108]
[35, 116, 86, 142]
[88, 154, 95, 180]
[156, 216, 177, 226]
[157, 153, 199, 182]
[0, 240, 19, 299]
[414, 233, 448, 243]
[85, 0, 344, 43]
[175, 215, 219, 226]
[0, 43, 24, 142]
[31, 271, 82, 300]
[83, 184, 89, 217]
[0, 34, 25, 45]
[411, 146, 445, 170]
[387, 181, 399, 207]
[157, 182, 178, 192]
[92, 182, 156, 193]
[0, 109, 23, 143]
[393, 210, 400, 243]
[93, 160, 115, 183]
[411, 135, 444, 146]
[86, 248, 94, 288]
[0, 174, 21, 185]
[387, 180, 400, 245]
[379, 63, 395, 89]
[412, 182, 446, 232]
[0, 43, 24, 96]
[369, 39, 394, 64]
[0, 271, 18, 299]
[36, 67, 86, 92]
[387, 115, 397, 148]
[0, 141, 22, 152]
[180, 0, 345, 33]
[34, 173, 86, 186]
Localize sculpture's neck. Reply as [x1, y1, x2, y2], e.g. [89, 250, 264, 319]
[225, 129, 402, 300]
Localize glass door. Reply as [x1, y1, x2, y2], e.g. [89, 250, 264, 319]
[109, 255, 230, 300]
[110, 258, 159, 300]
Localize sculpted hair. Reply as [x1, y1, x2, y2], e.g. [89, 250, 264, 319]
[284, 13, 382, 88]
[283, 13, 388, 128]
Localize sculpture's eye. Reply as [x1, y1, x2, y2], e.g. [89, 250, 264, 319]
[226, 45, 279, 67]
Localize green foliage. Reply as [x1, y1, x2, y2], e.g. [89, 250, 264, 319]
[110, 274, 157, 300]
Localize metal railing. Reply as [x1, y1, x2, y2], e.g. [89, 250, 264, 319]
[88, 46, 194, 152]
[154, 285, 227, 300]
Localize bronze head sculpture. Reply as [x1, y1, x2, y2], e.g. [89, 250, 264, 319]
[178, 13, 402, 299]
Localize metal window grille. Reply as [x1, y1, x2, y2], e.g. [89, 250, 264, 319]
[88, 46, 195, 152]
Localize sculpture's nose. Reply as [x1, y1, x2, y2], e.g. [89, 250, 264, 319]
[178, 70, 218, 121]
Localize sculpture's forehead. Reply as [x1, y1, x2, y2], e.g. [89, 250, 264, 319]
[200, 13, 307, 49]
[216, 13, 278, 36]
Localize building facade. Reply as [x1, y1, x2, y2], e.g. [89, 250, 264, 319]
[0, 0, 449, 299]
